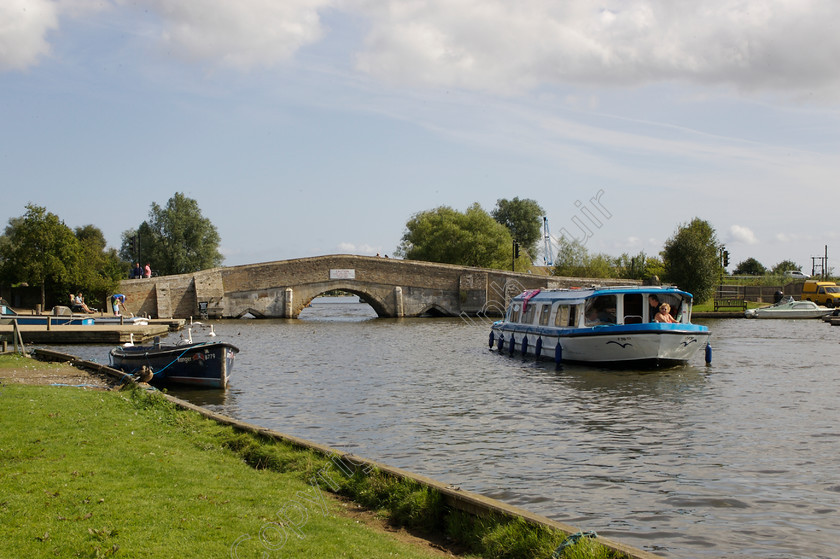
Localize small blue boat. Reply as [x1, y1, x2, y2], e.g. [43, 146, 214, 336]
[490, 285, 711, 367]
[0, 301, 94, 325]
[109, 340, 239, 388]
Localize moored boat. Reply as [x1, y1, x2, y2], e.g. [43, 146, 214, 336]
[490, 285, 711, 367]
[109, 339, 239, 388]
[744, 297, 833, 319]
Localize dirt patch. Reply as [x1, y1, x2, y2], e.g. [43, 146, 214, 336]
[0, 355, 117, 389]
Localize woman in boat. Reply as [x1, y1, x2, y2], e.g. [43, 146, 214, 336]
[654, 303, 677, 323]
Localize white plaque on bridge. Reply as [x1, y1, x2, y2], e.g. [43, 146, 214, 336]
[330, 269, 355, 280]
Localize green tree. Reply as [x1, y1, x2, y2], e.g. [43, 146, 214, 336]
[491, 197, 545, 261]
[122, 193, 223, 276]
[771, 260, 801, 275]
[733, 257, 767, 276]
[396, 203, 518, 269]
[0, 204, 81, 308]
[74, 224, 125, 308]
[552, 237, 616, 278]
[661, 218, 721, 303]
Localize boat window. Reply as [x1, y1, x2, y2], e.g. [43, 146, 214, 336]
[539, 304, 551, 326]
[555, 305, 570, 327]
[523, 303, 536, 324]
[509, 303, 521, 323]
[584, 295, 617, 326]
[623, 293, 644, 324]
[569, 305, 578, 327]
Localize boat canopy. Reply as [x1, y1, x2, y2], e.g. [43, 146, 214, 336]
[505, 286, 694, 327]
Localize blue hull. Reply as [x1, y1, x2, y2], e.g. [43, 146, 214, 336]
[109, 341, 239, 388]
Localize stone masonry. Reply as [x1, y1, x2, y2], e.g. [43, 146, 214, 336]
[117, 255, 635, 319]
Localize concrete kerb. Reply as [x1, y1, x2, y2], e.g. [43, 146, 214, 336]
[30, 349, 662, 559]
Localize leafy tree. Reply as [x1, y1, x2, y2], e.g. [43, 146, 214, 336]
[733, 257, 767, 276]
[771, 260, 801, 275]
[661, 218, 721, 303]
[122, 193, 223, 276]
[491, 197, 545, 260]
[553, 239, 659, 280]
[74, 224, 125, 307]
[396, 203, 519, 269]
[0, 204, 81, 308]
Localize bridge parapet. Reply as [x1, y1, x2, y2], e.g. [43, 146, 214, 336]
[118, 255, 638, 319]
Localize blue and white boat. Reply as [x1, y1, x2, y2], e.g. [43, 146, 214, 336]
[489, 285, 711, 367]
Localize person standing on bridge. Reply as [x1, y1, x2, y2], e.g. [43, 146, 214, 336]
[144, 263, 151, 278]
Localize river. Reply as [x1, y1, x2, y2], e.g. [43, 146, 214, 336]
[48, 296, 840, 558]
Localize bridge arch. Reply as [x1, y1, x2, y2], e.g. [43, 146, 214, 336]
[295, 285, 389, 318]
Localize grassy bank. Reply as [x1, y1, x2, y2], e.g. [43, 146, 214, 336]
[0, 360, 624, 559]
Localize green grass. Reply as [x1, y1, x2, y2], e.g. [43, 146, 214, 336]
[0, 353, 64, 371]
[0, 362, 632, 559]
[0, 383, 450, 558]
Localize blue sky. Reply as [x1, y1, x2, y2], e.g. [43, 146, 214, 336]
[2, 1, 840, 275]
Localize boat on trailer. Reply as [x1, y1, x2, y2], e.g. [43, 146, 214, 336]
[489, 285, 711, 367]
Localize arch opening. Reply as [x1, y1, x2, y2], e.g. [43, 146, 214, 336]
[298, 290, 380, 321]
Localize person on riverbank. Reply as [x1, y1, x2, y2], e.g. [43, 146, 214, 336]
[74, 292, 96, 314]
[111, 294, 127, 316]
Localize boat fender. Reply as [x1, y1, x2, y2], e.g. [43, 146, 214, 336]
[535, 337, 543, 359]
[489, 331, 495, 348]
[508, 335, 516, 356]
[554, 341, 563, 364]
[497, 334, 504, 352]
[705, 342, 712, 365]
[521, 335, 528, 356]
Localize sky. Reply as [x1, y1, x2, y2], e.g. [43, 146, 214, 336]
[2, 0, 840, 275]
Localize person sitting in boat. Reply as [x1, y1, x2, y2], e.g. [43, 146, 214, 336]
[654, 303, 677, 323]
[585, 298, 616, 325]
[648, 294, 661, 321]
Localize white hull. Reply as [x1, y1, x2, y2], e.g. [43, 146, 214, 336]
[745, 300, 832, 319]
[492, 326, 710, 366]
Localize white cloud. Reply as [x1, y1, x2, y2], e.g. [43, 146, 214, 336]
[143, 0, 331, 69]
[352, 0, 840, 95]
[729, 224, 759, 245]
[0, 0, 58, 71]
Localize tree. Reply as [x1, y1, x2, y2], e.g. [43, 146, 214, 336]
[771, 260, 801, 275]
[0, 204, 81, 308]
[74, 224, 125, 307]
[396, 203, 518, 269]
[491, 198, 545, 261]
[661, 218, 721, 303]
[733, 257, 766, 276]
[122, 193, 223, 276]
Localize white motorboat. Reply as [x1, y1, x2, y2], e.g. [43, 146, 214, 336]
[745, 297, 833, 319]
[489, 285, 711, 367]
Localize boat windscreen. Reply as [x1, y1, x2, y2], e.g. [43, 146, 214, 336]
[584, 295, 617, 326]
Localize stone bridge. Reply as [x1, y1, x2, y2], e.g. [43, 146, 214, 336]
[118, 255, 633, 319]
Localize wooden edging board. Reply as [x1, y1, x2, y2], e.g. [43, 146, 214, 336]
[31, 349, 662, 559]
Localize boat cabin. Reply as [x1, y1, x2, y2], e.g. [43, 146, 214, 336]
[504, 288, 692, 329]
